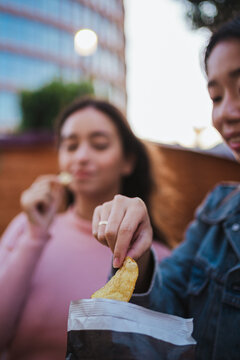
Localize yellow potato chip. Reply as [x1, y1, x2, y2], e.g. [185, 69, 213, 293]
[58, 172, 72, 185]
[91, 257, 138, 302]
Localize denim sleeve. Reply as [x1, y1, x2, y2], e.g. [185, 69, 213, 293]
[131, 217, 209, 317]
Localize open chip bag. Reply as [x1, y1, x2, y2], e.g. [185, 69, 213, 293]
[66, 298, 196, 359]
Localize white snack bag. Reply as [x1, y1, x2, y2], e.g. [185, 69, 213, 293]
[66, 298, 196, 360]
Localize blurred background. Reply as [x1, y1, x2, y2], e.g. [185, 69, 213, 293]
[1, 0, 240, 236]
[0, 0, 126, 134]
[0, 0, 239, 148]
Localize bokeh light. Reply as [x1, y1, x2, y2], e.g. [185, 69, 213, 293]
[74, 28, 98, 56]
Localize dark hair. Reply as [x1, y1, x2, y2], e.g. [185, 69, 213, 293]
[55, 96, 168, 246]
[204, 16, 240, 73]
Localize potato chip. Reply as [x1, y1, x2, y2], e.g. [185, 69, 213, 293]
[91, 257, 138, 302]
[58, 172, 72, 185]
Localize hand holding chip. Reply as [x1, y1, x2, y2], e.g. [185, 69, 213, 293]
[92, 195, 153, 292]
[20, 172, 72, 236]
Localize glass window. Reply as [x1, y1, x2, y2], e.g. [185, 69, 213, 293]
[72, 2, 84, 28]
[0, 0, 20, 8]
[0, 92, 20, 130]
[21, 0, 60, 20]
[0, 14, 63, 57]
[60, 32, 73, 58]
[60, 0, 73, 25]
[0, 52, 61, 89]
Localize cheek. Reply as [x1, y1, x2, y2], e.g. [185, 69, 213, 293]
[58, 151, 71, 170]
[98, 151, 125, 174]
[212, 108, 222, 132]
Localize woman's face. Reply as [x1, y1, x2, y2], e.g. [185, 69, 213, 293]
[207, 38, 240, 161]
[58, 107, 133, 198]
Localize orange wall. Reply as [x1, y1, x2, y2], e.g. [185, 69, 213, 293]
[1, 143, 240, 246]
[152, 145, 240, 246]
[0, 145, 58, 235]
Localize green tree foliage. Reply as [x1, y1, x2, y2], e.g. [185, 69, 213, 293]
[19, 80, 94, 132]
[177, 0, 240, 31]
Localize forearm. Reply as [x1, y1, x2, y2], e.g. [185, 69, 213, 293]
[131, 219, 207, 315]
[0, 231, 49, 349]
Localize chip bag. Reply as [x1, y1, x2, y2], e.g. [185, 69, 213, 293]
[66, 298, 196, 360]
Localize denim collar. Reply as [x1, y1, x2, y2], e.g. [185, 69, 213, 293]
[199, 186, 240, 224]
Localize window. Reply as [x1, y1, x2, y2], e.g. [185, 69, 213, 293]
[0, 92, 20, 129]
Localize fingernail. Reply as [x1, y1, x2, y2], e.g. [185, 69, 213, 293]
[113, 256, 120, 268]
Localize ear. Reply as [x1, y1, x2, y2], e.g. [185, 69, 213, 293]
[121, 154, 136, 176]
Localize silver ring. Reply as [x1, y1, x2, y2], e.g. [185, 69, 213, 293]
[98, 220, 108, 226]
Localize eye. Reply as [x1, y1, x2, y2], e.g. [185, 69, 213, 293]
[66, 143, 78, 151]
[211, 96, 222, 104]
[60, 141, 78, 152]
[92, 142, 109, 150]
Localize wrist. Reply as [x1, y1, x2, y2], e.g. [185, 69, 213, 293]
[27, 222, 51, 243]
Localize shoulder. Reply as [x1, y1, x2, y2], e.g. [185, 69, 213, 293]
[1, 212, 28, 246]
[2, 213, 28, 237]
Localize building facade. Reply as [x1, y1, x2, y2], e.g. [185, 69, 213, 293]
[0, 0, 126, 131]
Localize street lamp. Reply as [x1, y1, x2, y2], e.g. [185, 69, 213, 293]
[74, 28, 98, 56]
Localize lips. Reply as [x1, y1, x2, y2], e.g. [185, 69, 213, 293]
[222, 128, 240, 151]
[229, 140, 240, 151]
[73, 169, 94, 179]
[226, 135, 240, 151]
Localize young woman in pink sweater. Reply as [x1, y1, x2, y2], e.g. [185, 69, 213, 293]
[0, 97, 171, 359]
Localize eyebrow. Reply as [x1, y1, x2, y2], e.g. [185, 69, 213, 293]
[89, 131, 111, 139]
[208, 67, 240, 89]
[60, 131, 111, 142]
[207, 79, 217, 89]
[60, 134, 78, 142]
[229, 67, 240, 79]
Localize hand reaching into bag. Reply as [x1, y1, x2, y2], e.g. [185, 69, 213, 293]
[92, 195, 154, 293]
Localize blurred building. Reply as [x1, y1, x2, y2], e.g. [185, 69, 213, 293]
[0, 0, 126, 132]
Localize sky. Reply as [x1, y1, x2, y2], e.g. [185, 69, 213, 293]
[123, 0, 222, 148]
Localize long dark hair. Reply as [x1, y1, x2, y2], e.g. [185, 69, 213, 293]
[55, 96, 168, 246]
[204, 16, 240, 73]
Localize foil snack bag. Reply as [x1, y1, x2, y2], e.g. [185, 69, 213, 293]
[66, 298, 196, 360]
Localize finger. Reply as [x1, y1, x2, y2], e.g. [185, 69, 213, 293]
[21, 188, 51, 211]
[113, 197, 150, 268]
[35, 193, 53, 214]
[92, 206, 109, 247]
[126, 224, 152, 260]
[30, 181, 64, 211]
[96, 202, 112, 249]
[92, 205, 101, 238]
[32, 178, 63, 193]
[103, 198, 127, 255]
[34, 174, 61, 184]
[30, 182, 52, 198]
[112, 208, 139, 268]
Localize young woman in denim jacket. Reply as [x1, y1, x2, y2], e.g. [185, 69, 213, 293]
[93, 17, 240, 360]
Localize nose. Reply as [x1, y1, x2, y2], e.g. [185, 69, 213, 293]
[74, 143, 90, 163]
[214, 93, 240, 133]
[220, 93, 240, 123]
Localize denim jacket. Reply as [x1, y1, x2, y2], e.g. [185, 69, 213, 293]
[132, 183, 240, 360]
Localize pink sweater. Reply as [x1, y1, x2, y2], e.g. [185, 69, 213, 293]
[0, 209, 171, 360]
